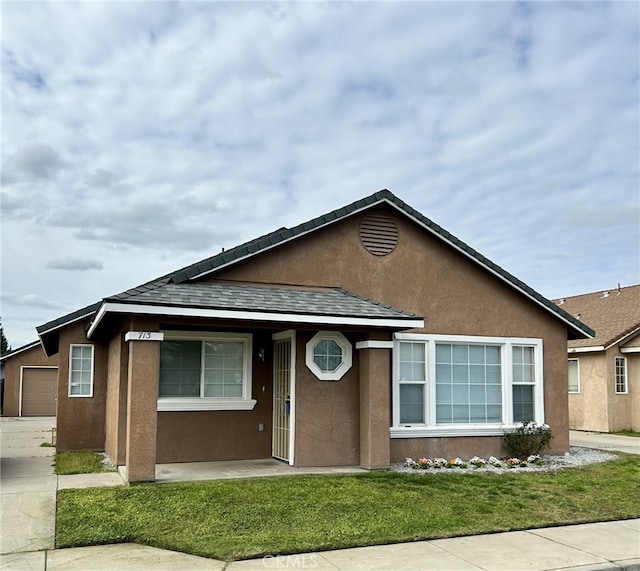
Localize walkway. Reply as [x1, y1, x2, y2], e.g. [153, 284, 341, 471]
[570, 430, 640, 455]
[2, 417, 639, 570]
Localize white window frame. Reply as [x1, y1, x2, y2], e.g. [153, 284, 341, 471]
[568, 358, 580, 394]
[391, 334, 544, 438]
[157, 331, 256, 411]
[305, 331, 353, 381]
[615, 356, 628, 394]
[68, 344, 94, 398]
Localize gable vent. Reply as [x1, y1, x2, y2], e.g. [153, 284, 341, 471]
[360, 213, 399, 256]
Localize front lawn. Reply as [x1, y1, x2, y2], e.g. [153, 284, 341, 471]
[55, 451, 112, 475]
[56, 455, 640, 561]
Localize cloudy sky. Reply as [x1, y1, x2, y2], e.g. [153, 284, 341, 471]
[1, 1, 638, 348]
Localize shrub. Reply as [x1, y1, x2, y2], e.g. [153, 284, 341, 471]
[504, 421, 552, 458]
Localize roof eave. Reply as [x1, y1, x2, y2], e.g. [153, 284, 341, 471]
[87, 300, 424, 338]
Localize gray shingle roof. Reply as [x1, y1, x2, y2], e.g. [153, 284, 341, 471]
[106, 281, 419, 321]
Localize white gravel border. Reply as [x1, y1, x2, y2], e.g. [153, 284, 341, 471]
[391, 447, 617, 475]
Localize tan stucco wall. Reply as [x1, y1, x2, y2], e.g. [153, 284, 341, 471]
[56, 320, 108, 451]
[569, 349, 640, 432]
[568, 353, 608, 432]
[105, 323, 129, 465]
[2, 345, 58, 417]
[293, 332, 361, 467]
[630, 354, 640, 431]
[155, 329, 274, 463]
[608, 347, 633, 432]
[216, 206, 572, 456]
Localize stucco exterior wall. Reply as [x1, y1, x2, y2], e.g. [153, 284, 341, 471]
[293, 331, 360, 467]
[607, 347, 634, 432]
[569, 349, 640, 433]
[629, 354, 640, 431]
[2, 344, 58, 417]
[215, 206, 572, 456]
[155, 329, 274, 463]
[56, 320, 108, 451]
[105, 323, 129, 465]
[568, 353, 608, 432]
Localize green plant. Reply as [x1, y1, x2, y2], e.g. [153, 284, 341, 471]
[40, 441, 54, 448]
[504, 421, 552, 458]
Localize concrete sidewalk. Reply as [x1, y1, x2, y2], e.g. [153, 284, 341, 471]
[2, 417, 639, 571]
[570, 430, 640, 455]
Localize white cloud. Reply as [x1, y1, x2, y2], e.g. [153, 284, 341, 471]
[1, 1, 638, 345]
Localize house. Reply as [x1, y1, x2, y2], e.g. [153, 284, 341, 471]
[1, 341, 59, 416]
[554, 284, 639, 432]
[4, 190, 593, 483]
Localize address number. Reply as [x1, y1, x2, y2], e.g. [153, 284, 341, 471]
[124, 331, 165, 342]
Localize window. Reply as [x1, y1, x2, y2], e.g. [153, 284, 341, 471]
[399, 342, 426, 423]
[69, 344, 94, 397]
[615, 357, 628, 394]
[158, 332, 255, 411]
[392, 334, 544, 437]
[305, 331, 352, 381]
[568, 359, 580, 393]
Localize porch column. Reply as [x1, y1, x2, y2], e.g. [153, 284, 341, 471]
[124, 331, 163, 483]
[357, 339, 393, 469]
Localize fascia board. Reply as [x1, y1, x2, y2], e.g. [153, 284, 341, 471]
[87, 301, 424, 338]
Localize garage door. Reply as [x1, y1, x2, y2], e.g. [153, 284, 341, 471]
[22, 368, 58, 416]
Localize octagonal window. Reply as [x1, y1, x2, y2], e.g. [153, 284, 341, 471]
[313, 339, 343, 372]
[306, 331, 353, 381]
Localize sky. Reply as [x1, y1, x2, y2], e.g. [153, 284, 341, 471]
[1, 1, 639, 348]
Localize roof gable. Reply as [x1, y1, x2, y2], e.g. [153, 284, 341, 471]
[168, 189, 593, 339]
[37, 189, 595, 346]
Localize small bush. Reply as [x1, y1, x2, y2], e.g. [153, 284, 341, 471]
[504, 421, 552, 458]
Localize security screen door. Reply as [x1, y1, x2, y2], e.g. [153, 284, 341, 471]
[272, 337, 292, 462]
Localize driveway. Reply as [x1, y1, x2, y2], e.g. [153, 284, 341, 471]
[570, 430, 640, 455]
[0, 417, 57, 568]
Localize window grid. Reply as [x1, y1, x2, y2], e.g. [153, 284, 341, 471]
[615, 357, 628, 394]
[159, 336, 249, 399]
[69, 344, 94, 397]
[435, 343, 502, 424]
[398, 342, 426, 424]
[512, 345, 535, 422]
[392, 335, 544, 433]
[568, 359, 580, 393]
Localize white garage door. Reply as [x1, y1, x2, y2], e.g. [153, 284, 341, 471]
[22, 368, 58, 416]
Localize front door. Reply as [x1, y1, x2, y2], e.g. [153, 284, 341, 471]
[272, 333, 294, 463]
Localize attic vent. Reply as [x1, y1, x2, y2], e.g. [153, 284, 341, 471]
[360, 213, 399, 256]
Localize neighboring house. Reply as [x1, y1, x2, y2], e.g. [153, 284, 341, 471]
[1, 341, 59, 416]
[555, 284, 640, 432]
[6, 190, 593, 483]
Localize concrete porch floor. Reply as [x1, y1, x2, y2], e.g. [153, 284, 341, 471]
[115, 458, 368, 485]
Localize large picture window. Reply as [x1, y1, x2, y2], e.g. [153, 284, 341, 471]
[69, 344, 94, 397]
[392, 334, 544, 437]
[158, 332, 254, 411]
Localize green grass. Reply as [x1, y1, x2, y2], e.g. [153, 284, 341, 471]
[55, 451, 111, 475]
[39, 441, 54, 447]
[56, 455, 640, 561]
[611, 430, 640, 438]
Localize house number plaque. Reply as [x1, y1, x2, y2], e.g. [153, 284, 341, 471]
[124, 331, 165, 342]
